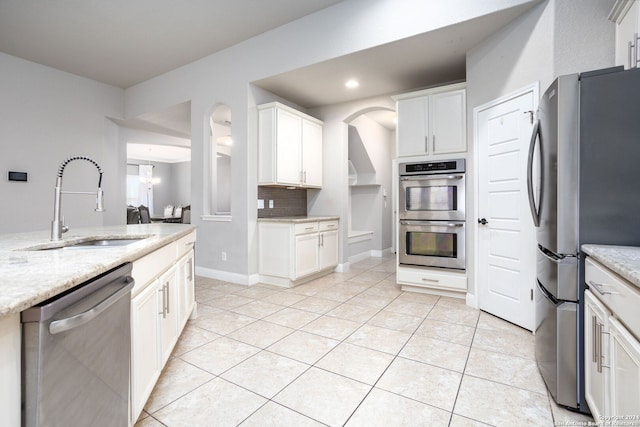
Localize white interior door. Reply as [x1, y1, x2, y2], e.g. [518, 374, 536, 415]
[476, 86, 537, 331]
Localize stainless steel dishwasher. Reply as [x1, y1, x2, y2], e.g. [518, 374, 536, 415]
[21, 263, 134, 427]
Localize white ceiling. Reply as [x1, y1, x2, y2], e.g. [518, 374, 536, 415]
[0, 0, 344, 88]
[127, 143, 191, 163]
[1, 0, 540, 160]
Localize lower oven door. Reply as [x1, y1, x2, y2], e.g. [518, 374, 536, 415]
[399, 220, 465, 269]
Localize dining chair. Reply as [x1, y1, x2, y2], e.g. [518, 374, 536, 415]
[138, 205, 151, 224]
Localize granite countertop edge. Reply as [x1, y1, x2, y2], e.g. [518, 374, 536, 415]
[0, 224, 196, 319]
[257, 216, 339, 223]
[582, 244, 640, 288]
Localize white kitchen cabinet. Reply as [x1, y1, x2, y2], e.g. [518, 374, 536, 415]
[178, 249, 196, 328]
[258, 102, 324, 188]
[131, 278, 161, 420]
[158, 265, 179, 365]
[585, 290, 609, 422]
[609, 317, 640, 417]
[319, 221, 339, 270]
[584, 257, 640, 422]
[295, 232, 319, 278]
[394, 83, 466, 157]
[130, 230, 196, 422]
[610, 0, 640, 69]
[397, 265, 467, 297]
[0, 314, 20, 427]
[259, 219, 339, 287]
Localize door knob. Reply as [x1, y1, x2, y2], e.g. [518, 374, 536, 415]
[478, 218, 488, 225]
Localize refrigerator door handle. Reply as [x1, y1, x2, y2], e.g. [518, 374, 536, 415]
[527, 119, 542, 227]
[536, 244, 576, 265]
[536, 278, 559, 306]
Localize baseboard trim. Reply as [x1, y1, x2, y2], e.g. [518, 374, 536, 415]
[195, 266, 255, 286]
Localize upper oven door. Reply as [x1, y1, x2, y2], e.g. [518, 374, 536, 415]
[399, 174, 465, 221]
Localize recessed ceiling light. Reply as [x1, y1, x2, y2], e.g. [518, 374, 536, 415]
[345, 79, 359, 89]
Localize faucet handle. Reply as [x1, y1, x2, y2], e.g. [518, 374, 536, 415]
[61, 216, 69, 234]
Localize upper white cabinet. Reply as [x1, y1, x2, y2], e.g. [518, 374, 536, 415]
[258, 102, 323, 188]
[394, 83, 466, 157]
[610, 0, 640, 69]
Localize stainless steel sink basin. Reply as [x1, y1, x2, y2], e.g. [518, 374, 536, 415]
[65, 239, 144, 248]
[25, 236, 150, 251]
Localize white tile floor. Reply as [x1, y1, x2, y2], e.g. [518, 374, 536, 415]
[136, 255, 595, 427]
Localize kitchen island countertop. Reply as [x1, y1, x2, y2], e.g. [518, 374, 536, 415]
[582, 244, 640, 288]
[0, 224, 196, 318]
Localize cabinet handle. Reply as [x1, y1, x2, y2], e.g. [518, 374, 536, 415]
[158, 285, 166, 318]
[188, 259, 193, 282]
[629, 40, 634, 69]
[303, 171, 307, 183]
[432, 134, 436, 152]
[588, 280, 619, 295]
[596, 321, 602, 373]
[421, 277, 439, 283]
[424, 136, 429, 153]
[592, 315, 597, 363]
[636, 33, 640, 68]
[321, 234, 324, 246]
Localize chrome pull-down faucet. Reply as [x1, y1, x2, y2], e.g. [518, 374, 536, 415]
[51, 156, 105, 241]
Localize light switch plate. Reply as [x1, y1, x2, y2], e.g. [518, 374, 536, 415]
[269, 200, 274, 209]
[257, 199, 264, 209]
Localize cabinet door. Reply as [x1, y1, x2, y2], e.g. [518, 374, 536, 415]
[131, 280, 161, 421]
[585, 290, 609, 421]
[614, 0, 640, 69]
[431, 89, 466, 154]
[276, 108, 302, 185]
[397, 97, 428, 157]
[159, 266, 179, 365]
[302, 119, 323, 187]
[295, 233, 319, 278]
[609, 316, 640, 417]
[319, 229, 338, 270]
[178, 250, 195, 328]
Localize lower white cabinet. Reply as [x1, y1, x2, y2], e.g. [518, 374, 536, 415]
[584, 290, 609, 422]
[397, 265, 467, 297]
[130, 232, 196, 422]
[259, 219, 339, 287]
[131, 279, 162, 420]
[609, 316, 640, 417]
[584, 257, 640, 423]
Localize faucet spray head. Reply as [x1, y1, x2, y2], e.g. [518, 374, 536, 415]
[95, 188, 105, 212]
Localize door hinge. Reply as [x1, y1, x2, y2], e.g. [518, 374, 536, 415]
[530, 289, 534, 301]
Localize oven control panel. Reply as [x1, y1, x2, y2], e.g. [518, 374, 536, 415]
[400, 158, 465, 175]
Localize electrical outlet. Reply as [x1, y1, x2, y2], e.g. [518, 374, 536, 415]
[257, 199, 264, 209]
[221, 251, 227, 261]
[269, 200, 274, 209]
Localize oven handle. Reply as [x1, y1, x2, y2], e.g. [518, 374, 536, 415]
[400, 175, 464, 181]
[400, 220, 464, 227]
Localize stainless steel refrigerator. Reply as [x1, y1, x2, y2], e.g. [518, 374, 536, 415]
[528, 66, 640, 412]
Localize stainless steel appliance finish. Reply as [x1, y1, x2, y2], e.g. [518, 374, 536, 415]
[399, 159, 465, 221]
[398, 159, 466, 270]
[21, 263, 134, 427]
[529, 67, 640, 412]
[399, 219, 465, 269]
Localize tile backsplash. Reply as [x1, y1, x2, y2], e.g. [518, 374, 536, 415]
[258, 186, 307, 218]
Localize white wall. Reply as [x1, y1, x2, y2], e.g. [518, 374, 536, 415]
[465, 0, 615, 298]
[0, 53, 124, 234]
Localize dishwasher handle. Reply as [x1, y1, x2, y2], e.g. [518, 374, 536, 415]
[49, 276, 134, 335]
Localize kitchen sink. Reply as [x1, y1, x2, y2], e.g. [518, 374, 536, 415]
[64, 239, 144, 248]
[25, 236, 150, 251]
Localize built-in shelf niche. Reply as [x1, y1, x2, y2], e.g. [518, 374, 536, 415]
[348, 125, 378, 186]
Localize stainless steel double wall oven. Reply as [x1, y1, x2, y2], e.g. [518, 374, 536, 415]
[399, 159, 466, 270]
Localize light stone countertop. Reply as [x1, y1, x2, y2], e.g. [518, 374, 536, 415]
[0, 224, 196, 318]
[582, 244, 640, 288]
[257, 216, 339, 223]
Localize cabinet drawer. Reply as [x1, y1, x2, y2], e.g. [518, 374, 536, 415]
[295, 222, 318, 235]
[319, 220, 339, 232]
[131, 242, 177, 297]
[586, 257, 640, 339]
[176, 230, 196, 258]
[397, 266, 467, 291]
